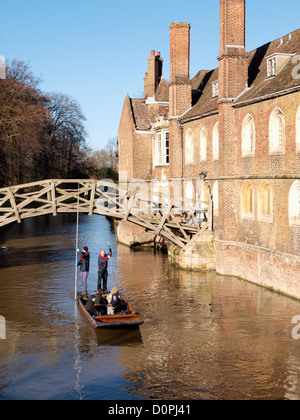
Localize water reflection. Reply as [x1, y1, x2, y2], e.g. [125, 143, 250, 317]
[0, 214, 300, 400]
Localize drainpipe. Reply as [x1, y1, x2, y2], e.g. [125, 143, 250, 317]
[178, 122, 184, 179]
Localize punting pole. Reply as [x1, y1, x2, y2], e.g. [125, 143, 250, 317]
[108, 241, 116, 288]
[75, 181, 80, 300]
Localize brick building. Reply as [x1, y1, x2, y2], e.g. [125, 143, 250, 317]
[118, 0, 300, 298]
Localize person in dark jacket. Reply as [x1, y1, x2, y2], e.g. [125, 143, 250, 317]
[85, 295, 99, 317]
[97, 248, 112, 293]
[76, 246, 90, 294]
[94, 289, 108, 315]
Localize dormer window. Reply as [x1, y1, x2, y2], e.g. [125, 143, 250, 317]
[212, 80, 219, 98]
[267, 53, 294, 78]
[267, 57, 277, 78]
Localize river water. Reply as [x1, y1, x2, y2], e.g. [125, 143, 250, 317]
[0, 214, 300, 400]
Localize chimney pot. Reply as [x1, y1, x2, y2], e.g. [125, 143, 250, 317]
[151, 50, 155, 56]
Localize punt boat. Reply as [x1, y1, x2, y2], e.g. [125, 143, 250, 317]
[77, 292, 144, 329]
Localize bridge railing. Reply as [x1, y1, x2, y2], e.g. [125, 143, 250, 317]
[0, 179, 213, 252]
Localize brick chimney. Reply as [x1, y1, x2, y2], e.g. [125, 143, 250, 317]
[169, 22, 192, 179]
[144, 50, 163, 99]
[218, 0, 248, 99]
[169, 22, 192, 116]
[217, 0, 249, 243]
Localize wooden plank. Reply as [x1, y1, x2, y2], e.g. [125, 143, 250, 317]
[13, 185, 52, 211]
[170, 212, 190, 241]
[123, 193, 136, 222]
[89, 181, 96, 216]
[155, 199, 174, 236]
[51, 181, 57, 216]
[181, 222, 208, 253]
[7, 188, 21, 224]
[0, 191, 10, 208]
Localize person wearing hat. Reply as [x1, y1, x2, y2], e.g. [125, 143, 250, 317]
[76, 246, 90, 294]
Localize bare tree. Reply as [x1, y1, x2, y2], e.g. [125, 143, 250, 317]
[0, 60, 48, 186]
[88, 136, 118, 180]
[37, 92, 88, 179]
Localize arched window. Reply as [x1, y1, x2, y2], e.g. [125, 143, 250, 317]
[213, 122, 219, 161]
[241, 181, 255, 219]
[258, 182, 273, 222]
[269, 108, 285, 154]
[200, 127, 207, 162]
[184, 180, 195, 210]
[296, 105, 300, 153]
[242, 115, 255, 157]
[289, 181, 300, 226]
[185, 129, 194, 164]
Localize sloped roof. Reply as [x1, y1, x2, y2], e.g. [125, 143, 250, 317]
[234, 27, 300, 106]
[180, 27, 300, 122]
[155, 78, 169, 102]
[181, 69, 219, 121]
[129, 78, 169, 131]
[130, 98, 152, 131]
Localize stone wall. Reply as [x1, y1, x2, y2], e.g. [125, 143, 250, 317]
[215, 239, 300, 299]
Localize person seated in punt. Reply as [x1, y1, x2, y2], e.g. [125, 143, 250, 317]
[110, 287, 128, 314]
[85, 295, 100, 317]
[94, 289, 108, 315]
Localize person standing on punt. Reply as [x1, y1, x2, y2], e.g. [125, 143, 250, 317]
[76, 246, 90, 294]
[97, 247, 112, 293]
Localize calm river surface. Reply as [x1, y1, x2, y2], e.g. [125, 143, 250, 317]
[0, 214, 300, 400]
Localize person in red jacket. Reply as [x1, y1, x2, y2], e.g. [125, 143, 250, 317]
[97, 247, 112, 293]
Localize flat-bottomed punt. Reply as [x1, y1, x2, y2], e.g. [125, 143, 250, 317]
[77, 292, 144, 329]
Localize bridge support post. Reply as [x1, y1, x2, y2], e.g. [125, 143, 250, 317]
[8, 188, 21, 224]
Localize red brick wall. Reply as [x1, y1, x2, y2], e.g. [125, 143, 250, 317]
[132, 131, 153, 179]
[182, 115, 220, 179]
[170, 22, 191, 83]
[118, 95, 134, 180]
[169, 22, 192, 180]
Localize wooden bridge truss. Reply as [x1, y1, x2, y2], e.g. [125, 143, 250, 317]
[0, 179, 213, 252]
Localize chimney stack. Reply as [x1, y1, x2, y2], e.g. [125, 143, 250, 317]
[218, 0, 248, 99]
[218, 0, 249, 179]
[144, 50, 163, 99]
[169, 22, 192, 179]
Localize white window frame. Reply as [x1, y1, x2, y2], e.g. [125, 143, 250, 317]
[200, 127, 207, 162]
[212, 80, 219, 98]
[155, 131, 169, 167]
[212, 122, 219, 161]
[269, 108, 285, 155]
[185, 128, 194, 164]
[267, 57, 277, 78]
[258, 181, 273, 223]
[289, 181, 300, 226]
[242, 114, 256, 157]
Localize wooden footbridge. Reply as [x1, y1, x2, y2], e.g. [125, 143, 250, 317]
[0, 179, 213, 252]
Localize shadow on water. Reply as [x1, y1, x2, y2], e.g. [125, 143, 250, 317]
[92, 328, 143, 347]
[0, 246, 74, 269]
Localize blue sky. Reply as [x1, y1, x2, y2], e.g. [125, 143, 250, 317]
[1, 0, 300, 151]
